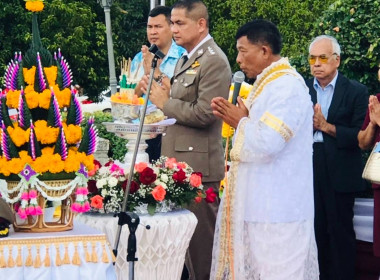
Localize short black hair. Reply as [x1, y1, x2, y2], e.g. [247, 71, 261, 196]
[235, 19, 282, 55]
[149, 6, 172, 24]
[172, 0, 209, 27]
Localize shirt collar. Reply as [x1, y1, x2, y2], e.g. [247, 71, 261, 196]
[183, 34, 212, 59]
[166, 40, 185, 59]
[313, 71, 339, 91]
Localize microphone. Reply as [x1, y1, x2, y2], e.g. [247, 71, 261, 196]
[231, 71, 245, 105]
[149, 44, 165, 59]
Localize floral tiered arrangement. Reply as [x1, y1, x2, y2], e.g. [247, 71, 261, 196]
[88, 156, 217, 215]
[0, 0, 96, 232]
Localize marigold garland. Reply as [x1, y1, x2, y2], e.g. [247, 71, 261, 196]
[6, 85, 71, 110]
[0, 150, 94, 176]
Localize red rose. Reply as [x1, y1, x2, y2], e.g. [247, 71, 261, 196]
[193, 171, 203, 179]
[87, 180, 98, 193]
[121, 180, 140, 194]
[172, 169, 187, 183]
[205, 187, 217, 203]
[104, 160, 113, 167]
[139, 167, 157, 185]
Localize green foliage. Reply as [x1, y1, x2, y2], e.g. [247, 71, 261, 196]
[83, 112, 128, 161]
[308, 0, 380, 94]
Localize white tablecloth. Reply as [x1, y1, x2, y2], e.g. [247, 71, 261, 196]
[0, 223, 116, 280]
[76, 209, 198, 280]
[353, 198, 374, 242]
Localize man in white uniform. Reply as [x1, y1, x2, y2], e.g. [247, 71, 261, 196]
[210, 19, 319, 280]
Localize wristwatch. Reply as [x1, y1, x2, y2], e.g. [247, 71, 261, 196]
[154, 73, 167, 85]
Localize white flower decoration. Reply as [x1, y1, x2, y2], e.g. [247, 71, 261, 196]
[108, 177, 118, 187]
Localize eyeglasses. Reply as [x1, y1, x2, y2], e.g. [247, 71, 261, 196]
[308, 53, 337, 65]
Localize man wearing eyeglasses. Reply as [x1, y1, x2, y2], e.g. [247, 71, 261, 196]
[306, 35, 368, 280]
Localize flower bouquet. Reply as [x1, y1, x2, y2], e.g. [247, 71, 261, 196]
[88, 156, 217, 215]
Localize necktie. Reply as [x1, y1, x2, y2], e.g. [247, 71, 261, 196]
[181, 55, 188, 67]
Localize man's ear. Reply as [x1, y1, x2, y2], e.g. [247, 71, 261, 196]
[198, 18, 207, 33]
[261, 45, 272, 58]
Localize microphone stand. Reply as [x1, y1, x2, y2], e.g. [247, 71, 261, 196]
[112, 45, 164, 280]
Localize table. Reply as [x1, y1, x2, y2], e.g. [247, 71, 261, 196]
[0, 223, 117, 280]
[76, 209, 198, 280]
[354, 197, 374, 242]
[353, 198, 380, 279]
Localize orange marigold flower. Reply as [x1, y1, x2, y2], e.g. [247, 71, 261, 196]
[8, 158, 25, 175]
[23, 67, 36, 86]
[5, 90, 20, 109]
[63, 124, 82, 144]
[33, 155, 50, 173]
[48, 154, 65, 173]
[55, 87, 71, 108]
[25, 90, 39, 109]
[64, 156, 80, 173]
[38, 89, 51, 109]
[44, 66, 57, 86]
[7, 124, 29, 147]
[25, 1, 44, 12]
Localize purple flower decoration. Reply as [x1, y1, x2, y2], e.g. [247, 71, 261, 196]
[19, 164, 38, 183]
[76, 163, 88, 179]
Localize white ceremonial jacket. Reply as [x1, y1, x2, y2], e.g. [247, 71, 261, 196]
[236, 72, 314, 223]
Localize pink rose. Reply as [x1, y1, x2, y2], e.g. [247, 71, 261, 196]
[190, 173, 202, 187]
[135, 162, 148, 173]
[110, 163, 124, 175]
[90, 195, 104, 209]
[177, 162, 187, 169]
[151, 185, 166, 202]
[165, 158, 177, 169]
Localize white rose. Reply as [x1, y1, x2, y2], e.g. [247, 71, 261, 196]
[160, 182, 168, 189]
[96, 178, 106, 189]
[108, 177, 118, 187]
[101, 189, 108, 197]
[160, 174, 168, 183]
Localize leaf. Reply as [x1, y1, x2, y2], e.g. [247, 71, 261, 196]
[147, 203, 156, 216]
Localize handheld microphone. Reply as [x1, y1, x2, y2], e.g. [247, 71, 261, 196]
[149, 44, 165, 59]
[231, 71, 245, 105]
